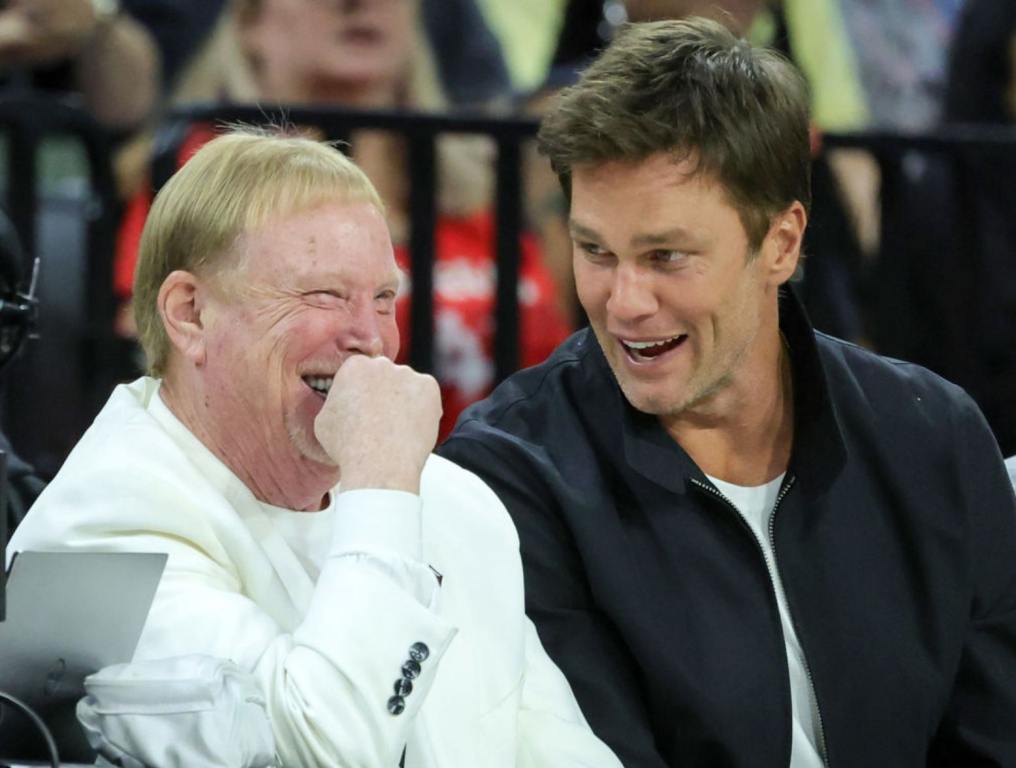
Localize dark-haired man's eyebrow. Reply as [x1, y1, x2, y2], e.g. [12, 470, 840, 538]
[570, 220, 705, 250]
[568, 220, 602, 242]
[630, 227, 703, 248]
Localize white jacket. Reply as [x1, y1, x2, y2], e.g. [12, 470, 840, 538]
[10, 378, 621, 768]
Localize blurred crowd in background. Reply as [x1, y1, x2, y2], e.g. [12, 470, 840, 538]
[2, 0, 1016, 476]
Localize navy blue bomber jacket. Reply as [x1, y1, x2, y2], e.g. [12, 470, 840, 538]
[438, 289, 1016, 767]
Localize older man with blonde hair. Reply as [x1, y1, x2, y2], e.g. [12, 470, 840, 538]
[9, 128, 620, 768]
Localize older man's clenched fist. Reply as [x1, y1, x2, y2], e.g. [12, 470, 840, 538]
[314, 354, 441, 495]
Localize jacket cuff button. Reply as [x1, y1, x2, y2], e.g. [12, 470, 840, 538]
[401, 659, 421, 680]
[408, 642, 430, 662]
[387, 695, 406, 715]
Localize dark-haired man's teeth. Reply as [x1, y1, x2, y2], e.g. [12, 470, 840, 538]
[623, 337, 679, 350]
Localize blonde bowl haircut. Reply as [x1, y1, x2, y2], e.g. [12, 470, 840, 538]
[134, 127, 384, 378]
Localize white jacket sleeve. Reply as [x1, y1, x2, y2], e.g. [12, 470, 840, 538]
[259, 489, 458, 767]
[16, 486, 457, 768]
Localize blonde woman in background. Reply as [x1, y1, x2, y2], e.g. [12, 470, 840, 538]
[116, 0, 572, 438]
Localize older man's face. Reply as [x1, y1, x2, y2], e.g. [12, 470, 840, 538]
[199, 201, 401, 469]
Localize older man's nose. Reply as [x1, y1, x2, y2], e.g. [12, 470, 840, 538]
[342, 301, 385, 357]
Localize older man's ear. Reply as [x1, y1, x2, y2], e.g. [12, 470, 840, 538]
[158, 270, 208, 367]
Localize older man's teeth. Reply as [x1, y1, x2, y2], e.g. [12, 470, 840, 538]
[304, 376, 333, 395]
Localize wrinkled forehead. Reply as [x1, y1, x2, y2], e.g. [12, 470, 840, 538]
[217, 200, 397, 289]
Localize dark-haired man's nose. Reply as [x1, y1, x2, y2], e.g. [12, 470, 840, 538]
[606, 263, 658, 323]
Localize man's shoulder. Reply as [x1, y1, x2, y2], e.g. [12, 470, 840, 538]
[11, 379, 241, 556]
[810, 330, 1001, 483]
[47, 378, 200, 485]
[814, 331, 975, 416]
[421, 452, 494, 491]
[438, 331, 615, 504]
[449, 329, 603, 445]
[419, 453, 520, 549]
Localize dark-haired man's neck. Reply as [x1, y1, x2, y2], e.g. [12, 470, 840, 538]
[663, 325, 794, 487]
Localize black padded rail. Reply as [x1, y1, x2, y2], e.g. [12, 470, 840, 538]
[0, 94, 120, 476]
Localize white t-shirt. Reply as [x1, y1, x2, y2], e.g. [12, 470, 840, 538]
[706, 473, 827, 768]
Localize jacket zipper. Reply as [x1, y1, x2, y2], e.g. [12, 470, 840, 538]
[689, 474, 830, 766]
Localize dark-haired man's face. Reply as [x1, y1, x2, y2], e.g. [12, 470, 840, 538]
[569, 152, 796, 429]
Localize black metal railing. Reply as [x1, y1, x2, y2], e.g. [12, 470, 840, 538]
[0, 94, 118, 349]
[6, 92, 1016, 465]
[0, 93, 120, 476]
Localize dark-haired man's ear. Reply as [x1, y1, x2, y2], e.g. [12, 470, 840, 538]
[158, 270, 208, 367]
[765, 201, 807, 286]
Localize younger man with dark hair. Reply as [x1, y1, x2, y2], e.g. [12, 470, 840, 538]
[440, 17, 1016, 767]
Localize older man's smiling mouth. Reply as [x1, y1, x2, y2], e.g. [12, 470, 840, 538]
[303, 376, 334, 398]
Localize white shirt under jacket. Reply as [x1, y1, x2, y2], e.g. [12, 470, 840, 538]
[9, 377, 621, 768]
